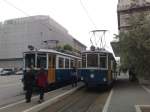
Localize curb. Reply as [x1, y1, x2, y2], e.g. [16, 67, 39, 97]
[135, 105, 142, 112]
[23, 84, 84, 112]
[102, 89, 113, 112]
[135, 105, 150, 112]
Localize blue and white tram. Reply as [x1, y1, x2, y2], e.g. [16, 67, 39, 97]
[23, 49, 81, 88]
[80, 49, 116, 88]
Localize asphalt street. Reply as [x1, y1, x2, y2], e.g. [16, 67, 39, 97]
[0, 75, 24, 107]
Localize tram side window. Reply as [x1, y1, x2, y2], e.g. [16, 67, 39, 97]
[71, 59, 74, 68]
[65, 59, 69, 68]
[59, 57, 64, 68]
[100, 56, 107, 69]
[78, 61, 81, 68]
[25, 54, 35, 68]
[37, 54, 47, 68]
[87, 54, 98, 67]
[82, 54, 86, 68]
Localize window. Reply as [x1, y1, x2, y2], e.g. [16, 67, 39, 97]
[71, 59, 74, 68]
[100, 55, 107, 69]
[65, 59, 69, 68]
[59, 57, 64, 68]
[78, 61, 81, 68]
[25, 54, 35, 68]
[87, 54, 98, 67]
[82, 54, 86, 68]
[37, 54, 47, 68]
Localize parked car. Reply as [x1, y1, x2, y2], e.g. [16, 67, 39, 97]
[15, 70, 23, 75]
[0, 69, 15, 76]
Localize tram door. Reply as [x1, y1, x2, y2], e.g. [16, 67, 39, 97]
[48, 55, 56, 84]
[108, 59, 113, 82]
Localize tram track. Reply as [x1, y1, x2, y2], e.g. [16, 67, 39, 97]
[41, 87, 110, 112]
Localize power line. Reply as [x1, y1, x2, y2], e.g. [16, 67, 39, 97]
[2, 0, 30, 16]
[1, 0, 53, 31]
[80, 0, 97, 29]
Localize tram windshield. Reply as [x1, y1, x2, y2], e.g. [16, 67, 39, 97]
[25, 54, 35, 68]
[37, 54, 47, 68]
[100, 56, 107, 68]
[87, 54, 98, 67]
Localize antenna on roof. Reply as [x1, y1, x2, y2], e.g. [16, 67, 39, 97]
[90, 30, 108, 49]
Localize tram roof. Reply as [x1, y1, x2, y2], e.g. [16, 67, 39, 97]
[82, 49, 112, 54]
[24, 49, 81, 59]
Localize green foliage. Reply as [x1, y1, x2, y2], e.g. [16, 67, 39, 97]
[118, 13, 150, 77]
[63, 44, 73, 51]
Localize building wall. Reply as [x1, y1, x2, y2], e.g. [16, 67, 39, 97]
[118, 0, 150, 32]
[112, 0, 150, 57]
[0, 15, 85, 68]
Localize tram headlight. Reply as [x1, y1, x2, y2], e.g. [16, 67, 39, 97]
[81, 77, 84, 80]
[103, 78, 107, 82]
[90, 74, 94, 78]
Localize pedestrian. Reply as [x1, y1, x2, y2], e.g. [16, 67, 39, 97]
[23, 66, 35, 103]
[71, 67, 78, 87]
[36, 67, 47, 103]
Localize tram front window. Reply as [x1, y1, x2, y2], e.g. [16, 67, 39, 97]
[100, 56, 107, 68]
[25, 54, 35, 68]
[87, 54, 98, 67]
[37, 54, 47, 68]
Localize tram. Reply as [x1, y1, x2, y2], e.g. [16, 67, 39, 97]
[80, 47, 116, 88]
[81, 49, 116, 87]
[23, 49, 81, 89]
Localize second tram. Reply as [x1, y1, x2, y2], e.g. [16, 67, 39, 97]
[80, 48, 116, 88]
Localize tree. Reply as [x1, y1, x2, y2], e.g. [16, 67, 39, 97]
[63, 44, 73, 51]
[118, 13, 150, 78]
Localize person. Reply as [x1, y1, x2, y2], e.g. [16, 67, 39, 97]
[23, 66, 35, 103]
[71, 67, 78, 87]
[36, 68, 47, 103]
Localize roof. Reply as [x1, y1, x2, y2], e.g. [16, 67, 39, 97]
[24, 49, 81, 59]
[82, 48, 112, 54]
[73, 38, 87, 48]
[110, 41, 120, 57]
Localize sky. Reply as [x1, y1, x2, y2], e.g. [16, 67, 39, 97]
[0, 0, 118, 53]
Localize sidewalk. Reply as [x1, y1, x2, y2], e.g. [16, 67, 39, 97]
[0, 82, 84, 112]
[107, 74, 150, 112]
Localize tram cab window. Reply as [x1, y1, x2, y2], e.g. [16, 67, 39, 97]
[65, 59, 69, 68]
[87, 54, 98, 67]
[82, 54, 86, 68]
[59, 57, 64, 68]
[100, 55, 107, 69]
[25, 54, 35, 68]
[37, 54, 47, 68]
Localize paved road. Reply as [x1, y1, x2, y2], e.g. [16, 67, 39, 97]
[41, 88, 110, 112]
[0, 75, 24, 107]
[108, 74, 150, 112]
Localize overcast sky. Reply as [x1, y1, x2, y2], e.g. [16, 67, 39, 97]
[0, 0, 118, 52]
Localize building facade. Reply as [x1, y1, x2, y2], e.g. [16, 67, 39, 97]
[111, 0, 150, 57]
[118, 0, 150, 32]
[0, 15, 86, 68]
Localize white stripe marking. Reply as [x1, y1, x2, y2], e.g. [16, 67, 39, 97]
[0, 94, 39, 110]
[0, 83, 21, 87]
[141, 85, 150, 93]
[0, 83, 83, 111]
[102, 89, 113, 112]
[135, 105, 142, 112]
[23, 86, 82, 112]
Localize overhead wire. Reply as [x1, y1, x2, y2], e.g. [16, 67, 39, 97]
[1, 0, 53, 31]
[80, 0, 98, 47]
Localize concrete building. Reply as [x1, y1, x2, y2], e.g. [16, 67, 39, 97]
[0, 15, 86, 68]
[111, 0, 150, 56]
